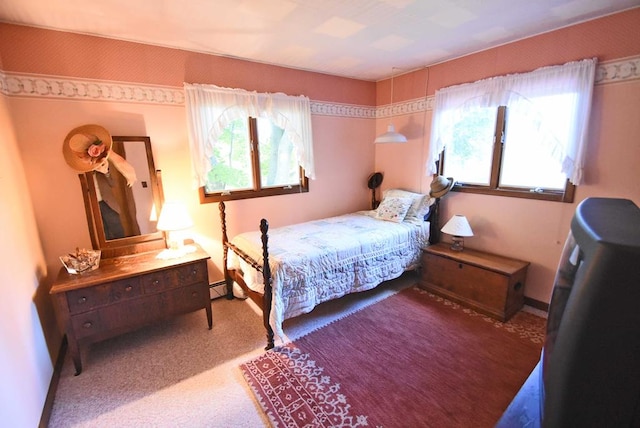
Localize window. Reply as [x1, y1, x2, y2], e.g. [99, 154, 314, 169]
[184, 83, 315, 203]
[202, 116, 308, 201]
[441, 102, 575, 201]
[429, 58, 596, 202]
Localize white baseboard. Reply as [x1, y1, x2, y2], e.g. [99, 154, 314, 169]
[209, 281, 227, 300]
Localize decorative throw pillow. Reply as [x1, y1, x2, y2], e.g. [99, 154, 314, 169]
[412, 195, 434, 220]
[376, 197, 413, 223]
[383, 189, 432, 221]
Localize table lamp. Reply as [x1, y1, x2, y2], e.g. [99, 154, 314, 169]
[156, 201, 195, 258]
[441, 215, 474, 251]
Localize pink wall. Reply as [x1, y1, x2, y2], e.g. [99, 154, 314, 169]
[0, 91, 52, 425]
[375, 8, 640, 303]
[377, 8, 640, 106]
[0, 23, 375, 105]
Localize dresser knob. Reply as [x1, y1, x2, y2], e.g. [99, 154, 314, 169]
[78, 297, 87, 304]
[125, 285, 133, 292]
[83, 321, 92, 329]
[153, 279, 160, 286]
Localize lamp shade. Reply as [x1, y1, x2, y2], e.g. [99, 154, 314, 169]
[374, 124, 407, 144]
[374, 67, 407, 144]
[441, 215, 474, 237]
[156, 202, 193, 232]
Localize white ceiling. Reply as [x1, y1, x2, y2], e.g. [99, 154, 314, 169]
[0, 0, 638, 81]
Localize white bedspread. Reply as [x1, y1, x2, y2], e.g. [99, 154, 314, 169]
[227, 210, 430, 341]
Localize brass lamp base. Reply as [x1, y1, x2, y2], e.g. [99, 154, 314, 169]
[450, 236, 465, 251]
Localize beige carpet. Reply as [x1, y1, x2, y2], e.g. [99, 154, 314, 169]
[48, 273, 416, 427]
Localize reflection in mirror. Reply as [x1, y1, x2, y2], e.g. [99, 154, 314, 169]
[79, 136, 166, 258]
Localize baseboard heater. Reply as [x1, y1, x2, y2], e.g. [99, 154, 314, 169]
[209, 280, 227, 300]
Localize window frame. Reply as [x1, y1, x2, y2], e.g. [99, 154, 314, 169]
[439, 105, 576, 203]
[199, 116, 309, 204]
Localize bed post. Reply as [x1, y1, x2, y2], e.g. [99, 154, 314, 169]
[260, 219, 275, 350]
[219, 202, 234, 300]
[429, 198, 441, 244]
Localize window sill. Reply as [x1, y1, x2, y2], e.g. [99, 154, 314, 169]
[199, 185, 309, 203]
[452, 184, 574, 203]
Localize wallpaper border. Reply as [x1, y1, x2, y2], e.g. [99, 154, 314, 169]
[0, 55, 637, 119]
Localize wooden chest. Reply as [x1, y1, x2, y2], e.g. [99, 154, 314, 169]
[420, 243, 529, 322]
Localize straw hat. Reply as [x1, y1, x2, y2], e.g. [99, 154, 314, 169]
[429, 175, 455, 198]
[62, 124, 112, 172]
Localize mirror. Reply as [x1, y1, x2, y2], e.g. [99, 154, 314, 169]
[79, 136, 166, 258]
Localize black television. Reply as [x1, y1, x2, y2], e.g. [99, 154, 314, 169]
[498, 197, 640, 427]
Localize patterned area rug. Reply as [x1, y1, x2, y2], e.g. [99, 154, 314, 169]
[241, 286, 545, 428]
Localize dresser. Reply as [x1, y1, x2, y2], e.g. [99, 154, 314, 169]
[420, 243, 529, 322]
[50, 245, 212, 375]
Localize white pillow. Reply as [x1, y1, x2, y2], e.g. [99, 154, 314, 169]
[376, 197, 413, 223]
[383, 189, 432, 221]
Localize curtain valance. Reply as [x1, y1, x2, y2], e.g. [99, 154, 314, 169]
[184, 83, 315, 188]
[428, 58, 597, 185]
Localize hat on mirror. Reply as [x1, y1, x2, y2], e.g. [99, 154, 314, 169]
[429, 175, 455, 198]
[62, 124, 113, 172]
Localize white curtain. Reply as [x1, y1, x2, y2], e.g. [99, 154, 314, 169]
[428, 58, 597, 185]
[184, 83, 315, 188]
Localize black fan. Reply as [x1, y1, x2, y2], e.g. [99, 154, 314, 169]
[367, 172, 383, 209]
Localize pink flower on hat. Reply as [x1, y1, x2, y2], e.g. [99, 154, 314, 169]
[87, 139, 106, 158]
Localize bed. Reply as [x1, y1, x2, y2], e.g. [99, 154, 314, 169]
[219, 189, 441, 349]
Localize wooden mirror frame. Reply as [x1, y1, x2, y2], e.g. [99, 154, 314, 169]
[78, 136, 166, 258]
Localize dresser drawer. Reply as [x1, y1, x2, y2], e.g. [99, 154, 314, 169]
[141, 261, 207, 294]
[70, 311, 103, 339]
[67, 277, 141, 314]
[95, 283, 209, 332]
[140, 271, 169, 293]
[168, 282, 209, 314]
[175, 261, 208, 285]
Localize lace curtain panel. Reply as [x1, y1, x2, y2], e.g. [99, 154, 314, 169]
[428, 58, 597, 185]
[184, 83, 315, 188]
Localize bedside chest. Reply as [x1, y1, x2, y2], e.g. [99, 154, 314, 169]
[420, 243, 529, 322]
[50, 245, 212, 375]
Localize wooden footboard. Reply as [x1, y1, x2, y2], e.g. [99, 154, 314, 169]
[219, 202, 275, 350]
